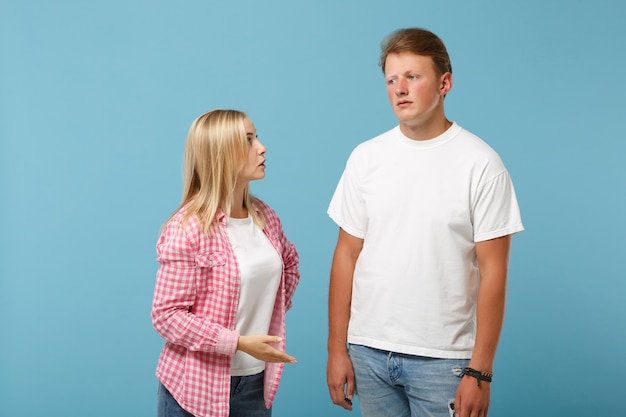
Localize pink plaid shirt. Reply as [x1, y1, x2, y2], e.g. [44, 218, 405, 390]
[151, 199, 299, 417]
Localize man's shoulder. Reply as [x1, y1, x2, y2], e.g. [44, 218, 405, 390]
[351, 126, 399, 154]
[365, 125, 399, 144]
[453, 125, 502, 159]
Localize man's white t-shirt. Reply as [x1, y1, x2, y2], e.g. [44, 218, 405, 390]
[328, 123, 524, 358]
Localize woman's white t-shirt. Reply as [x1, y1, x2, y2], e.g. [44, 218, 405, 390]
[226, 215, 282, 375]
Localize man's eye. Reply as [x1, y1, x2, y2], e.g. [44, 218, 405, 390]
[387, 79, 396, 85]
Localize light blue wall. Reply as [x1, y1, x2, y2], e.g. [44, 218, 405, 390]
[1, 1, 624, 416]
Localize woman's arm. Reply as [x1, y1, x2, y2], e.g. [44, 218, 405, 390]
[151, 219, 239, 356]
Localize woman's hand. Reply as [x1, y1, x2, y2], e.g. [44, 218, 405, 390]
[237, 335, 297, 363]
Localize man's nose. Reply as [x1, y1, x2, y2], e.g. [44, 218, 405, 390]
[395, 79, 408, 95]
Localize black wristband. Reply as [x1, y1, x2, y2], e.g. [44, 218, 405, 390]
[463, 367, 493, 387]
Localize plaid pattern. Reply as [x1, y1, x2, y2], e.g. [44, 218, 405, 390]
[152, 199, 300, 417]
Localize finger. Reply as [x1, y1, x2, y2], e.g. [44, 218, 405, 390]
[262, 335, 282, 343]
[328, 382, 343, 403]
[280, 352, 297, 363]
[329, 385, 352, 410]
[345, 373, 355, 400]
[266, 348, 297, 363]
[454, 389, 464, 416]
[454, 398, 462, 417]
[342, 396, 353, 411]
[466, 403, 484, 417]
[272, 345, 295, 360]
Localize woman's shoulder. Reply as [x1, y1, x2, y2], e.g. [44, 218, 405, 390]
[251, 196, 270, 212]
[251, 197, 281, 224]
[166, 207, 199, 227]
[160, 207, 204, 242]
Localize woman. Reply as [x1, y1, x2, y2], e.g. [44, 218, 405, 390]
[151, 109, 300, 417]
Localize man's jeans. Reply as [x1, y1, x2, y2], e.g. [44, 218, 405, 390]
[349, 344, 468, 417]
[157, 371, 271, 417]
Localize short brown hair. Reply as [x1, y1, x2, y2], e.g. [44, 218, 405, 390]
[380, 28, 452, 75]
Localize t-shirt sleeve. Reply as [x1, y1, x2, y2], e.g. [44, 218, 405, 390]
[327, 155, 368, 239]
[472, 170, 524, 242]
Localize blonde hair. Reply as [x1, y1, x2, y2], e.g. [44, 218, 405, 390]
[169, 109, 266, 234]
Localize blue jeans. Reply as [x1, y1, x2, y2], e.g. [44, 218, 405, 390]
[349, 344, 468, 417]
[157, 371, 271, 417]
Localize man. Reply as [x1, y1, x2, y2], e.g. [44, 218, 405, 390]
[326, 28, 524, 417]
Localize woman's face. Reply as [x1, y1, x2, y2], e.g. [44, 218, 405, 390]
[237, 118, 267, 184]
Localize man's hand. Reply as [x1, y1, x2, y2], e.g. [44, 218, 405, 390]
[453, 375, 490, 417]
[327, 228, 362, 411]
[327, 349, 355, 411]
[452, 234, 511, 416]
[237, 335, 297, 363]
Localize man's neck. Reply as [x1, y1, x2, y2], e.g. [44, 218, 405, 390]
[399, 116, 452, 141]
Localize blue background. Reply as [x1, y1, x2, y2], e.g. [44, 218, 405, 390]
[1, 1, 624, 416]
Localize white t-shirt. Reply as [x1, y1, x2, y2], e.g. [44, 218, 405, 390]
[328, 123, 524, 358]
[226, 215, 282, 375]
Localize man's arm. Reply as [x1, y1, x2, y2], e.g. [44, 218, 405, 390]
[327, 228, 364, 411]
[455, 234, 512, 417]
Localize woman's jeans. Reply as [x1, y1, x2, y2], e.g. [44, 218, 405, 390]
[349, 344, 469, 417]
[157, 371, 271, 417]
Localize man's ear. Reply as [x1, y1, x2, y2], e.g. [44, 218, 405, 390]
[440, 72, 453, 96]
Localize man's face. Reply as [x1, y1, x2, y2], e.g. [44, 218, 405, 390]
[384, 52, 450, 128]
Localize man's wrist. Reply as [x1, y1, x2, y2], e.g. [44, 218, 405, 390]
[327, 341, 349, 354]
[462, 367, 493, 386]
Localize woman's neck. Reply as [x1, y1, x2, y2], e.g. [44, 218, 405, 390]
[229, 204, 248, 219]
[229, 186, 248, 218]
